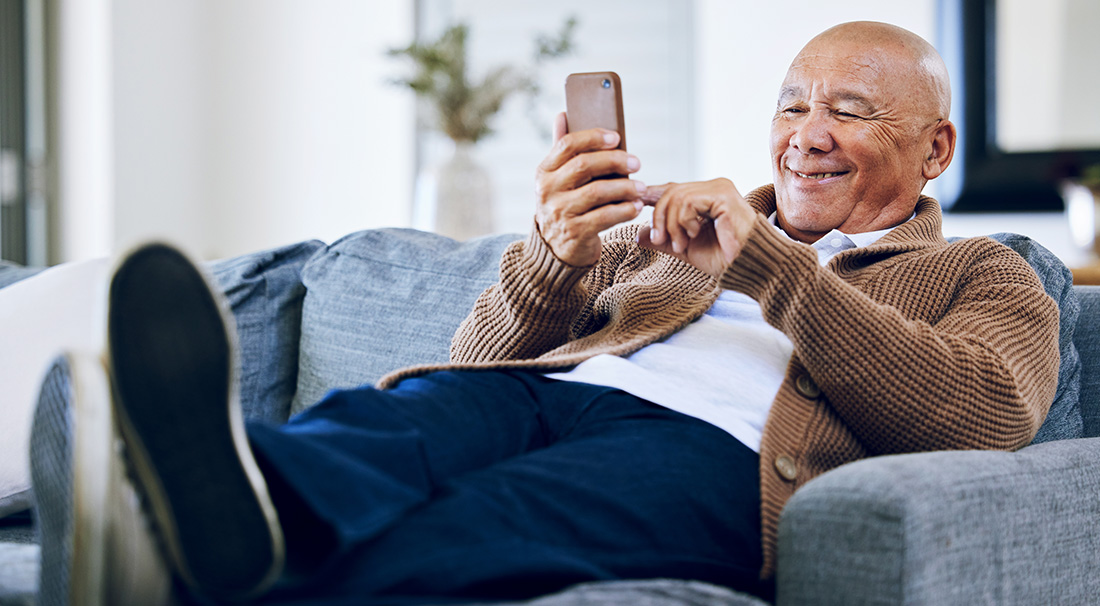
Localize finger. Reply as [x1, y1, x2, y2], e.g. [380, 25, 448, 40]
[649, 188, 669, 246]
[560, 178, 645, 216]
[553, 112, 568, 142]
[542, 195, 644, 256]
[539, 150, 639, 198]
[637, 225, 684, 262]
[657, 190, 692, 254]
[556, 150, 639, 189]
[715, 222, 739, 266]
[582, 199, 646, 233]
[538, 128, 622, 174]
[640, 183, 671, 206]
[676, 197, 708, 239]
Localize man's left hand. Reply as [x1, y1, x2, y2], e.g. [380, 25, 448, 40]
[637, 178, 757, 280]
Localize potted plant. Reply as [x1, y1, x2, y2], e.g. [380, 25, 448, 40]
[389, 18, 576, 240]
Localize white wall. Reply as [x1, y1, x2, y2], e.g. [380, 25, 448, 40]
[55, 0, 114, 263]
[111, 0, 207, 256]
[58, 0, 1090, 266]
[61, 0, 416, 262]
[200, 1, 416, 259]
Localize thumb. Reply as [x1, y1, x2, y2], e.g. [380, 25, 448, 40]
[553, 112, 568, 142]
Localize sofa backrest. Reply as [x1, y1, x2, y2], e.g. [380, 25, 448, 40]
[1073, 285, 1100, 438]
[208, 239, 326, 423]
[289, 228, 523, 416]
[203, 229, 1090, 438]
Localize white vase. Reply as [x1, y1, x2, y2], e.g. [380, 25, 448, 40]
[432, 141, 494, 241]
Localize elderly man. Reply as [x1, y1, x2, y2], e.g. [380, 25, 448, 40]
[32, 20, 1057, 606]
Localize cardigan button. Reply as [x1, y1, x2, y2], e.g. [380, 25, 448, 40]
[795, 374, 821, 399]
[775, 455, 798, 481]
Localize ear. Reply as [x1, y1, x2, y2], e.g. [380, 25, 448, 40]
[922, 119, 957, 180]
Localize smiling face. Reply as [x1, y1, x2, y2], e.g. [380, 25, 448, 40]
[770, 23, 955, 243]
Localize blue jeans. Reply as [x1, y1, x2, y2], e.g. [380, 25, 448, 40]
[245, 371, 766, 604]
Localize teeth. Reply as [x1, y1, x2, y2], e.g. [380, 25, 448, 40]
[794, 171, 843, 180]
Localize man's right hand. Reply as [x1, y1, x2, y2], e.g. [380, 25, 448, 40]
[534, 112, 645, 267]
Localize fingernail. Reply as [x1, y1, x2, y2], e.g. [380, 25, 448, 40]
[627, 155, 640, 171]
[603, 133, 617, 145]
[634, 180, 646, 193]
[633, 200, 644, 212]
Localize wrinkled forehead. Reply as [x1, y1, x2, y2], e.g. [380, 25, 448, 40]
[778, 43, 906, 106]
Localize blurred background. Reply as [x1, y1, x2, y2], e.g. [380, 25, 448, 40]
[1, 0, 1098, 269]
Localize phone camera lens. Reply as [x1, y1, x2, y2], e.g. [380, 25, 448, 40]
[601, 78, 611, 89]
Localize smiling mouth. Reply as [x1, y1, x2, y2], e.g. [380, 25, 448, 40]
[793, 170, 848, 180]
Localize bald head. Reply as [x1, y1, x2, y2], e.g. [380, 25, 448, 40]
[800, 21, 952, 120]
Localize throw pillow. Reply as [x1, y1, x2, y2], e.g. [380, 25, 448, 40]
[290, 229, 521, 416]
[0, 239, 323, 519]
[208, 239, 325, 424]
[0, 258, 109, 518]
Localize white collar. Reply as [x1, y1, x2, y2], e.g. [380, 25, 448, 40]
[767, 212, 910, 266]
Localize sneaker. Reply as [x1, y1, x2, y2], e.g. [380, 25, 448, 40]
[106, 242, 285, 601]
[31, 352, 173, 606]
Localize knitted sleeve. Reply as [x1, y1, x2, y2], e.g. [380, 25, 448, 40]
[449, 225, 635, 363]
[725, 213, 1060, 453]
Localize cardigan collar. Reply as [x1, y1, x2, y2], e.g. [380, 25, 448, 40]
[745, 184, 948, 256]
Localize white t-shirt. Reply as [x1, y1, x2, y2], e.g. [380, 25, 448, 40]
[544, 218, 898, 451]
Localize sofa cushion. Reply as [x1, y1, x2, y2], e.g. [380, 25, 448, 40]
[0, 260, 44, 289]
[208, 239, 325, 424]
[291, 229, 521, 415]
[985, 233, 1083, 443]
[1073, 285, 1100, 437]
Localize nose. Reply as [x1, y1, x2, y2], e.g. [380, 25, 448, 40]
[789, 109, 834, 154]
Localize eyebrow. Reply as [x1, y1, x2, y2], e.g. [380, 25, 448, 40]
[777, 86, 878, 114]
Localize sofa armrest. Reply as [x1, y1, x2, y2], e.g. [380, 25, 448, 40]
[776, 438, 1100, 606]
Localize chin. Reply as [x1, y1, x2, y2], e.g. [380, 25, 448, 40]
[777, 205, 845, 241]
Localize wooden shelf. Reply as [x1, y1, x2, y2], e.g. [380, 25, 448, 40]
[1072, 263, 1100, 285]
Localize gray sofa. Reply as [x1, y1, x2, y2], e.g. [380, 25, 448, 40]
[0, 227, 1096, 605]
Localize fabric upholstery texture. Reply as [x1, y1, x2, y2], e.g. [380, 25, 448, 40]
[511, 579, 769, 606]
[0, 543, 36, 606]
[776, 437, 1100, 605]
[0, 261, 44, 290]
[290, 229, 521, 415]
[208, 239, 325, 424]
[1074, 285, 1100, 437]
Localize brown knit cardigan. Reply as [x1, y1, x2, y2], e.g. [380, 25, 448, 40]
[380, 185, 1060, 579]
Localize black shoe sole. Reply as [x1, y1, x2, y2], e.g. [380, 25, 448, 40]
[107, 243, 284, 600]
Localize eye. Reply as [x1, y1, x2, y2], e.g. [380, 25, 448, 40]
[834, 110, 863, 119]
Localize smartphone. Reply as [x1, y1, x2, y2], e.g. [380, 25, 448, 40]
[565, 71, 627, 159]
